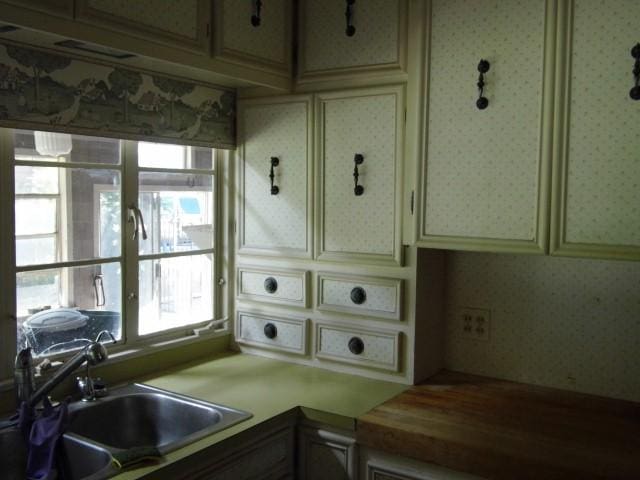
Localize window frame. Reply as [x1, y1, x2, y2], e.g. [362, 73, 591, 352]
[0, 129, 229, 378]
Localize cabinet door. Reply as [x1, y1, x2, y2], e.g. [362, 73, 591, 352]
[75, 0, 211, 54]
[551, 0, 640, 260]
[298, 427, 357, 480]
[213, 0, 292, 74]
[298, 0, 407, 81]
[238, 96, 313, 258]
[419, 0, 555, 254]
[316, 86, 404, 265]
[0, 0, 73, 18]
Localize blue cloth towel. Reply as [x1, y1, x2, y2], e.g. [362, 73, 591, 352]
[19, 397, 69, 480]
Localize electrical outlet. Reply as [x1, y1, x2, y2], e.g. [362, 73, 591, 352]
[459, 307, 490, 341]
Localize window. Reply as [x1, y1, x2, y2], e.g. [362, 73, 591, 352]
[1, 129, 225, 363]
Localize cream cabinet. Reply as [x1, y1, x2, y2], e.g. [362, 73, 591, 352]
[1, 0, 73, 18]
[75, 0, 211, 54]
[550, 0, 640, 260]
[298, 426, 357, 480]
[297, 0, 407, 82]
[418, 0, 555, 254]
[238, 96, 313, 258]
[316, 86, 404, 265]
[213, 0, 292, 75]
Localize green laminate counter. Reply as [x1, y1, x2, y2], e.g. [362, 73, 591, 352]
[111, 351, 407, 479]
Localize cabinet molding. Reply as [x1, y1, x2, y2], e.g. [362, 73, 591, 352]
[237, 95, 314, 259]
[298, 426, 357, 480]
[315, 86, 405, 266]
[297, 0, 408, 83]
[550, 0, 640, 261]
[417, 0, 557, 255]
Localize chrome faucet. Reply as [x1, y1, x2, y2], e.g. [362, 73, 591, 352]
[15, 330, 116, 408]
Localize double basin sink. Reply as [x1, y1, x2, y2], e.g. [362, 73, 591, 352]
[0, 383, 252, 479]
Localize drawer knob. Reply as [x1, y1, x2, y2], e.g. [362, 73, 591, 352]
[350, 286, 366, 305]
[264, 322, 277, 339]
[348, 337, 364, 355]
[264, 277, 278, 294]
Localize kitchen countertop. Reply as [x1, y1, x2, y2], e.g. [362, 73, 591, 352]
[357, 370, 640, 480]
[112, 351, 407, 479]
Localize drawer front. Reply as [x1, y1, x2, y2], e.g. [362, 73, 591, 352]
[238, 267, 308, 307]
[317, 273, 401, 320]
[237, 312, 308, 355]
[315, 323, 400, 371]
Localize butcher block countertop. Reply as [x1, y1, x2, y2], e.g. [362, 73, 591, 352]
[357, 371, 640, 480]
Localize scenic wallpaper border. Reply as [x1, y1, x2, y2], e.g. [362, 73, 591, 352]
[0, 41, 235, 148]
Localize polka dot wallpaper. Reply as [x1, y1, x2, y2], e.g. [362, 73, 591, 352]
[443, 252, 640, 401]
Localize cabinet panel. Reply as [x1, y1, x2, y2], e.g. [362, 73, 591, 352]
[1, 0, 73, 17]
[551, 0, 640, 260]
[316, 87, 403, 265]
[315, 323, 400, 371]
[76, 0, 210, 53]
[298, 427, 357, 480]
[317, 273, 402, 321]
[238, 96, 313, 258]
[238, 266, 309, 308]
[420, 0, 553, 253]
[236, 311, 309, 355]
[214, 0, 291, 73]
[298, 0, 406, 80]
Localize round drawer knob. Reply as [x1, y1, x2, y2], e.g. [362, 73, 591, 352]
[263, 323, 277, 339]
[350, 287, 366, 305]
[348, 337, 364, 355]
[264, 277, 278, 294]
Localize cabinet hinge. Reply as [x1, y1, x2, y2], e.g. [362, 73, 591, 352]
[410, 190, 414, 215]
[404, 108, 407, 124]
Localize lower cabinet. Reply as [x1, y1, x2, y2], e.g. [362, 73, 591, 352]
[297, 425, 357, 480]
[359, 448, 485, 480]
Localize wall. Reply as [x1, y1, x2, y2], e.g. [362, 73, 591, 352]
[443, 251, 640, 402]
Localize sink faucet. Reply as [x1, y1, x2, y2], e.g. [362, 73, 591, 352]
[15, 330, 116, 409]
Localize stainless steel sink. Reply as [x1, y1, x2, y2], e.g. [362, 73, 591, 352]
[67, 383, 252, 454]
[1, 383, 251, 480]
[0, 426, 113, 480]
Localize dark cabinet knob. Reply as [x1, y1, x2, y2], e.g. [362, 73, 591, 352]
[350, 286, 366, 305]
[264, 277, 278, 294]
[348, 337, 364, 355]
[264, 323, 277, 339]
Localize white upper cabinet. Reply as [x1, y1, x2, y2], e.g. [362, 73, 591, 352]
[297, 0, 407, 82]
[418, 0, 554, 254]
[238, 96, 313, 258]
[213, 0, 292, 75]
[316, 86, 404, 265]
[75, 0, 211, 54]
[551, 0, 640, 260]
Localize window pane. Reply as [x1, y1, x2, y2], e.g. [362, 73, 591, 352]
[138, 254, 213, 335]
[15, 165, 59, 194]
[15, 198, 57, 235]
[16, 237, 56, 266]
[15, 166, 121, 264]
[17, 262, 122, 356]
[13, 130, 121, 165]
[138, 172, 213, 254]
[138, 142, 213, 170]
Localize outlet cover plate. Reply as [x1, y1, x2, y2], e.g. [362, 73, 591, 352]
[459, 307, 490, 341]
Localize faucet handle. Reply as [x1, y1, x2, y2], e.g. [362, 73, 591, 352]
[94, 330, 117, 344]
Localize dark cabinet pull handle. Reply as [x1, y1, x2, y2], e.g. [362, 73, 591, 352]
[348, 337, 364, 355]
[630, 43, 640, 100]
[269, 157, 279, 195]
[251, 0, 262, 27]
[350, 286, 366, 305]
[476, 59, 491, 110]
[93, 273, 105, 307]
[345, 0, 356, 37]
[264, 277, 278, 294]
[353, 153, 364, 196]
[264, 322, 277, 339]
